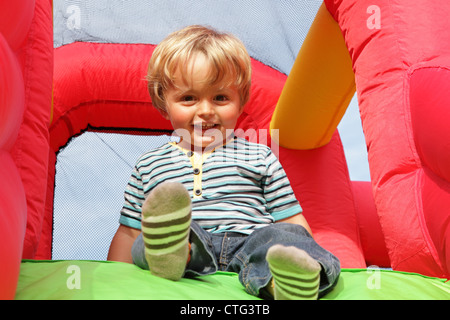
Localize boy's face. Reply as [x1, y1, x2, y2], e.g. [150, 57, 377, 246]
[161, 53, 243, 151]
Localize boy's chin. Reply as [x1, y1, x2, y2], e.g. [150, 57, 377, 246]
[191, 136, 222, 151]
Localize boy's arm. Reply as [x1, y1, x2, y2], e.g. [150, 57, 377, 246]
[107, 224, 141, 263]
[278, 213, 314, 238]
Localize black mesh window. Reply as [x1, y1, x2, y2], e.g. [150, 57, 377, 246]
[52, 131, 172, 260]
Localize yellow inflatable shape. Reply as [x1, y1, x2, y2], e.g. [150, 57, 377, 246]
[270, 3, 355, 150]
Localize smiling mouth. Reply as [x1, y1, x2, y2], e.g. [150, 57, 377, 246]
[193, 123, 217, 130]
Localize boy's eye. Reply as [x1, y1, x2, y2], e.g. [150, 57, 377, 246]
[181, 95, 195, 102]
[214, 95, 228, 102]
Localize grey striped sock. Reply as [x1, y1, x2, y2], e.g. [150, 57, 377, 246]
[266, 244, 321, 300]
[141, 182, 191, 281]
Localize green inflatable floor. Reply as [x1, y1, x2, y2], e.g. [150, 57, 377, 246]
[15, 260, 450, 300]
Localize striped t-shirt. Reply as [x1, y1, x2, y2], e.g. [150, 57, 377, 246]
[119, 137, 302, 235]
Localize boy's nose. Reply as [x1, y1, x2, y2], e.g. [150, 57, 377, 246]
[197, 100, 214, 116]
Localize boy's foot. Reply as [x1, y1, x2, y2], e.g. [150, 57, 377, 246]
[141, 182, 192, 281]
[266, 244, 321, 300]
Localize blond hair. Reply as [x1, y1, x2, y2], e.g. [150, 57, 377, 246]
[146, 25, 252, 112]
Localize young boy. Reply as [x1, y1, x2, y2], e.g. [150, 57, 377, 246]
[108, 25, 340, 299]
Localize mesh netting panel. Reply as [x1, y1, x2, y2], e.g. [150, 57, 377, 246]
[52, 132, 172, 260]
[53, 0, 322, 74]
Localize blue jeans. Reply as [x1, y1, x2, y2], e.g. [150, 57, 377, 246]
[132, 221, 340, 298]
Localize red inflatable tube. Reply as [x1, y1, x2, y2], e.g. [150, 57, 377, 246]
[0, 35, 28, 299]
[325, 0, 450, 277]
[0, 0, 44, 300]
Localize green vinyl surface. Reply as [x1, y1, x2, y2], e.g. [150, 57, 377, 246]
[15, 260, 450, 300]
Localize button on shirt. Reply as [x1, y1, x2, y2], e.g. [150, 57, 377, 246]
[120, 137, 302, 235]
[188, 150, 206, 200]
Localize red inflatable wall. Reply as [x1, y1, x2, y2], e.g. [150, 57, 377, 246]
[325, 0, 450, 277]
[0, 0, 52, 299]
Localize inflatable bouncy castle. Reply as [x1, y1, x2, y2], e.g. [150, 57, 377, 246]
[1, 0, 449, 300]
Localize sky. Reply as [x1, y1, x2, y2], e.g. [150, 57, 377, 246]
[338, 95, 370, 182]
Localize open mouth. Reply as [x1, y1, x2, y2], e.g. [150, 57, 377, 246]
[193, 123, 217, 130]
